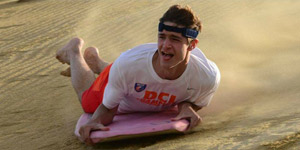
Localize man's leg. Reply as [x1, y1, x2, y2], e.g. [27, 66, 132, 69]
[56, 37, 95, 102]
[60, 47, 110, 77]
[83, 47, 110, 74]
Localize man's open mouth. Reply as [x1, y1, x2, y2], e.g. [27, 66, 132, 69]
[161, 51, 174, 58]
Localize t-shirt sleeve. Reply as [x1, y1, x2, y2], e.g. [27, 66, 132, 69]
[102, 59, 126, 109]
[189, 62, 221, 107]
[193, 82, 219, 107]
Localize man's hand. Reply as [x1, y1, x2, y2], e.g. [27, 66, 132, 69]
[171, 102, 202, 131]
[79, 121, 109, 145]
[79, 104, 118, 145]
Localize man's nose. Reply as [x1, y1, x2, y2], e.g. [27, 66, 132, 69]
[162, 38, 171, 49]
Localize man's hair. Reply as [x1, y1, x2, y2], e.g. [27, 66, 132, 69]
[159, 5, 202, 32]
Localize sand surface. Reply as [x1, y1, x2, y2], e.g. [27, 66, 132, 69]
[0, 0, 300, 149]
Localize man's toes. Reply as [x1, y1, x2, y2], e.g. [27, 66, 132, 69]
[56, 56, 65, 64]
[84, 47, 99, 60]
[60, 67, 71, 77]
[56, 55, 61, 61]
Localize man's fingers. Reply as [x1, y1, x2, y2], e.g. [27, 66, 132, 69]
[79, 126, 89, 142]
[187, 118, 194, 131]
[79, 128, 84, 141]
[187, 116, 202, 131]
[79, 126, 92, 144]
[91, 124, 110, 131]
[79, 123, 110, 145]
[188, 118, 197, 131]
[171, 116, 181, 121]
[171, 114, 189, 121]
[83, 127, 91, 143]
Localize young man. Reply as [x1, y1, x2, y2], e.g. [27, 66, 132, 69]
[56, 5, 220, 144]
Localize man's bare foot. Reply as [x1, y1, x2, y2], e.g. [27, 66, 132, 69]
[60, 67, 71, 77]
[84, 47, 109, 74]
[56, 37, 84, 65]
[59, 47, 109, 77]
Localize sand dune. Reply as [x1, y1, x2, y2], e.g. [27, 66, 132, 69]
[0, 0, 299, 149]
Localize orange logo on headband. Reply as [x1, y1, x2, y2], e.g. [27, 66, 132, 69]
[137, 91, 176, 106]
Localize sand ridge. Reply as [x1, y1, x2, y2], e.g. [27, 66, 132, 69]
[0, 0, 300, 149]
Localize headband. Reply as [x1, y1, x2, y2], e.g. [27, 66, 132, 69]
[158, 22, 199, 39]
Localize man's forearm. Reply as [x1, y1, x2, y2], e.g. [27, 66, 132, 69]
[90, 104, 118, 125]
[178, 101, 202, 112]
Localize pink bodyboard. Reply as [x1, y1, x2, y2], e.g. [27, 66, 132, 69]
[74, 109, 189, 143]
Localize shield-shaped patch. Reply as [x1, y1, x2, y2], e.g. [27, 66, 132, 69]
[134, 83, 147, 92]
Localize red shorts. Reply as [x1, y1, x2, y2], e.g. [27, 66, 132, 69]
[81, 64, 113, 113]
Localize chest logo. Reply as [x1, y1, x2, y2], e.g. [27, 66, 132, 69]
[137, 91, 177, 106]
[134, 83, 147, 92]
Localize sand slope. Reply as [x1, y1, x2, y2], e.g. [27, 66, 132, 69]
[0, 0, 299, 149]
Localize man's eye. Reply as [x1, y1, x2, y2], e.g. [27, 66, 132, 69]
[172, 38, 180, 41]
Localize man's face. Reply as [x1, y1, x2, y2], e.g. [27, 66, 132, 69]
[157, 22, 191, 69]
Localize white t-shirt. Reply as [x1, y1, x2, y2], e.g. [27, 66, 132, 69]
[102, 43, 220, 114]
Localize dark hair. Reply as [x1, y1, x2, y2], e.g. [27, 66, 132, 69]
[159, 5, 202, 32]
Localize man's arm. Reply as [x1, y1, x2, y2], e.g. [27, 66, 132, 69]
[90, 104, 118, 125]
[172, 101, 203, 131]
[79, 104, 118, 145]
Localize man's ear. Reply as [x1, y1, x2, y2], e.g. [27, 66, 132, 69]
[188, 39, 199, 51]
